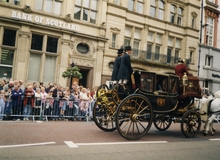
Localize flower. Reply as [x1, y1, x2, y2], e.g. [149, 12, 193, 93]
[62, 66, 82, 79]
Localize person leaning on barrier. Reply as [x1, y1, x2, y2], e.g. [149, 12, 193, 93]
[23, 85, 35, 121]
[118, 46, 133, 86]
[111, 48, 124, 84]
[12, 84, 23, 121]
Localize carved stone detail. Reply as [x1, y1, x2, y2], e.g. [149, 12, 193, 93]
[191, 12, 198, 18]
[73, 58, 95, 67]
[71, 39, 95, 57]
[64, 14, 72, 22]
[61, 39, 72, 45]
[110, 27, 121, 33]
[23, 5, 32, 13]
[18, 31, 31, 38]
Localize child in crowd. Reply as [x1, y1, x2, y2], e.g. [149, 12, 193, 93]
[0, 90, 6, 120]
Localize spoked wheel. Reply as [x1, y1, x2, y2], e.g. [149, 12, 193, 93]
[93, 100, 117, 132]
[154, 114, 172, 131]
[181, 110, 201, 138]
[96, 84, 109, 98]
[111, 84, 129, 105]
[115, 94, 153, 140]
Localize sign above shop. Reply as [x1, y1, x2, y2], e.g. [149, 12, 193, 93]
[11, 11, 80, 31]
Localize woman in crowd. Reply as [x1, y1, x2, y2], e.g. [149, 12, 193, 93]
[34, 88, 42, 116]
[23, 85, 35, 121]
[79, 87, 90, 120]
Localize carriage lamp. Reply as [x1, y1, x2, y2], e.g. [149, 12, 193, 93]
[182, 72, 188, 95]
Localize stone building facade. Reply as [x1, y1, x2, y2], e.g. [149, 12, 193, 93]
[0, 0, 201, 89]
[199, 0, 220, 93]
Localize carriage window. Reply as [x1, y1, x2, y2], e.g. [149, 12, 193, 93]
[140, 72, 154, 92]
[169, 76, 178, 94]
[156, 75, 168, 92]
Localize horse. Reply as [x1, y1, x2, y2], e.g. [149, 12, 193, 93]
[194, 91, 220, 136]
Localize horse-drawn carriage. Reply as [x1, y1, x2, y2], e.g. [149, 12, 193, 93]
[93, 70, 203, 140]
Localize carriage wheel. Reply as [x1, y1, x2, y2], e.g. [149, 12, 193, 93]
[181, 110, 201, 138]
[153, 114, 172, 131]
[115, 94, 153, 140]
[93, 101, 117, 132]
[111, 84, 129, 105]
[96, 84, 109, 98]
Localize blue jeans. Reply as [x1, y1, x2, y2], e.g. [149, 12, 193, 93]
[5, 101, 12, 116]
[23, 105, 32, 119]
[0, 100, 5, 120]
[52, 100, 60, 119]
[73, 102, 79, 116]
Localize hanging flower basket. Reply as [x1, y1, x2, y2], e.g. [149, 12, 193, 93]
[62, 66, 83, 79]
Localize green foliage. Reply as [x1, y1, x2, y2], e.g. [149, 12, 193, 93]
[62, 66, 83, 79]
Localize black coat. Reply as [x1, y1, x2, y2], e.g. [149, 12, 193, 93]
[111, 55, 121, 81]
[118, 53, 133, 81]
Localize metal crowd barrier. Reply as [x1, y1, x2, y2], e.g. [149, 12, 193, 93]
[0, 94, 95, 122]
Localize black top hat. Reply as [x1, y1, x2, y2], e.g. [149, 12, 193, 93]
[117, 49, 124, 54]
[124, 46, 132, 51]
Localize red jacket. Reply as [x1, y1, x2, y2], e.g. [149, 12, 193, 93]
[175, 63, 189, 78]
[23, 89, 35, 107]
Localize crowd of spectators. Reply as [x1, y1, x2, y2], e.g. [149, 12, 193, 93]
[0, 79, 96, 121]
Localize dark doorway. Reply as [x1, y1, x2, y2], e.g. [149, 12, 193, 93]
[79, 69, 89, 87]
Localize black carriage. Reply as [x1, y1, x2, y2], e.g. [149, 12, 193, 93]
[93, 70, 202, 140]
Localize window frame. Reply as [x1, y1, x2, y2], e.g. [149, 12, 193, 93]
[28, 33, 59, 82]
[74, 0, 98, 24]
[0, 28, 17, 79]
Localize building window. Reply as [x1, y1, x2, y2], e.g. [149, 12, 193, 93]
[3, 29, 16, 46]
[74, 0, 98, 24]
[150, 0, 156, 17]
[0, 28, 17, 79]
[206, 17, 214, 46]
[77, 43, 89, 54]
[150, 0, 164, 20]
[205, 55, 213, 67]
[167, 37, 181, 64]
[111, 33, 117, 48]
[177, 7, 183, 25]
[31, 34, 43, 51]
[1, 0, 20, 5]
[147, 31, 154, 60]
[128, 0, 143, 14]
[189, 51, 194, 63]
[191, 12, 197, 28]
[29, 33, 58, 82]
[124, 26, 142, 57]
[170, 5, 176, 23]
[158, 0, 164, 20]
[155, 34, 162, 60]
[170, 4, 184, 25]
[155, 45, 160, 61]
[108, 62, 114, 69]
[34, 0, 62, 15]
[133, 28, 141, 57]
[46, 37, 58, 53]
[124, 26, 132, 46]
[147, 43, 152, 60]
